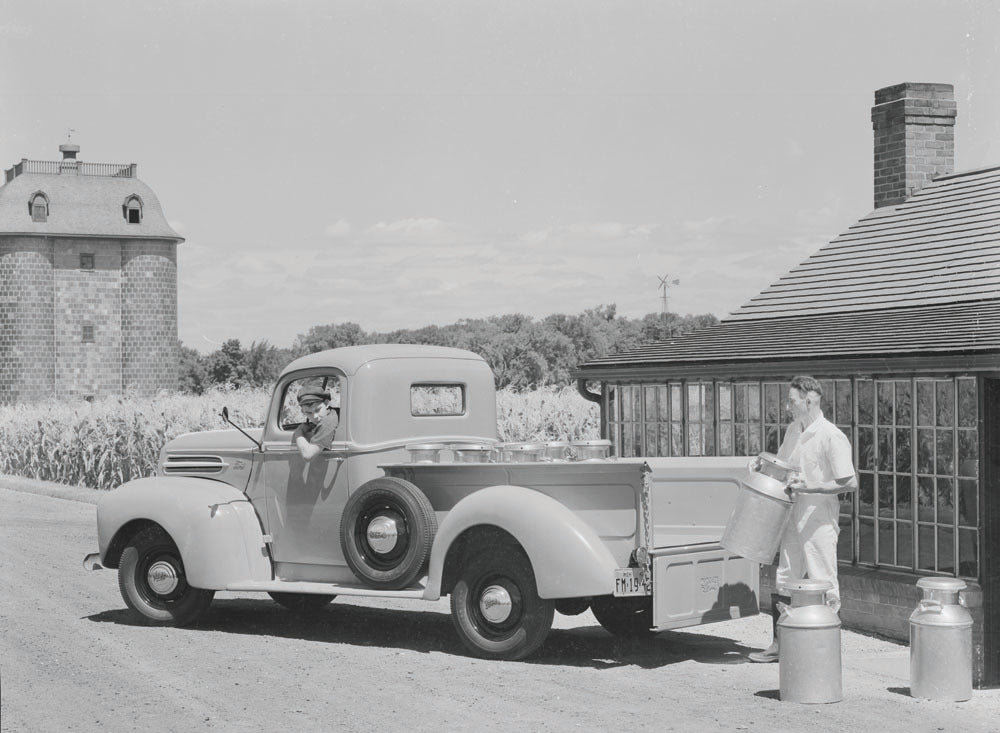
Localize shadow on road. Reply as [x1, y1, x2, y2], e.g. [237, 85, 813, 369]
[85, 598, 758, 670]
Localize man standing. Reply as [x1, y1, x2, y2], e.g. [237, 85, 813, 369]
[292, 387, 340, 460]
[748, 375, 858, 663]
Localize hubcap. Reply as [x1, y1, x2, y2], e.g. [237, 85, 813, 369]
[366, 515, 401, 555]
[147, 560, 180, 595]
[479, 584, 513, 624]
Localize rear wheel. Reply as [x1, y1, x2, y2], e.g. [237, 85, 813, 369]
[118, 525, 214, 626]
[268, 592, 335, 613]
[450, 547, 554, 660]
[590, 595, 655, 639]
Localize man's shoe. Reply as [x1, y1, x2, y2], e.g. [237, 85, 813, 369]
[747, 643, 779, 663]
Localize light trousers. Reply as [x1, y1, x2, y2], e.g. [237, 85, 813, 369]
[774, 502, 841, 613]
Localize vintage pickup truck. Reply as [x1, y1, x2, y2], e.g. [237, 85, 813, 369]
[84, 345, 758, 660]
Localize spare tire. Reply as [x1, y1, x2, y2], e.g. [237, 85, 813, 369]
[340, 477, 437, 590]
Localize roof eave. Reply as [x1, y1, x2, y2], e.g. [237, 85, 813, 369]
[0, 231, 185, 243]
[572, 350, 1000, 381]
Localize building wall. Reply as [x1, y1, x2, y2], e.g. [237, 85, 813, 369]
[53, 238, 122, 399]
[121, 241, 178, 394]
[0, 238, 54, 402]
[0, 236, 179, 402]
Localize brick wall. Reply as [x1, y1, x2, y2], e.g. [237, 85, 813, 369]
[871, 82, 956, 209]
[760, 563, 987, 687]
[121, 241, 178, 394]
[52, 238, 122, 399]
[0, 239, 54, 402]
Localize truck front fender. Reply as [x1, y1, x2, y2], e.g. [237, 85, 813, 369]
[425, 484, 618, 601]
[96, 477, 272, 590]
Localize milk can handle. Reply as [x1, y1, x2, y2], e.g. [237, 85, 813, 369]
[918, 599, 943, 614]
[747, 456, 762, 474]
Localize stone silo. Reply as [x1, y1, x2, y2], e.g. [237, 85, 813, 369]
[0, 143, 184, 402]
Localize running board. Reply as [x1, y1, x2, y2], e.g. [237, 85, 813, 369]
[227, 579, 428, 600]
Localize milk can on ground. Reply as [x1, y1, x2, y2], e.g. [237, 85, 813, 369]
[910, 577, 973, 702]
[778, 579, 842, 704]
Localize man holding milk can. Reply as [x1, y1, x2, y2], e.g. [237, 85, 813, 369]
[748, 375, 858, 663]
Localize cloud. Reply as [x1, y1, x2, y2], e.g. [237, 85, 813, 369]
[0, 23, 30, 38]
[177, 211, 845, 349]
[324, 218, 351, 238]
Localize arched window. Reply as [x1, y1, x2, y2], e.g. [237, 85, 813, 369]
[29, 192, 49, 222]
[123, 195, 143, 224]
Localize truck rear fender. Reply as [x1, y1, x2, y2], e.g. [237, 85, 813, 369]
[425, 484, 618, 601]
[97, 477, 272, 589]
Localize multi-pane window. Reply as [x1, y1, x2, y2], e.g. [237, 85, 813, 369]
[687, 383, 715, 456]
[608, 383, 683, 457]
[853, 377, 979, 578]
[81, 324, 95, 343]
[80, 253, 95, 271]
[604, 375, 980, 579]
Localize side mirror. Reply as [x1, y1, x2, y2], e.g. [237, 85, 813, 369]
[219, 406, 262, 451]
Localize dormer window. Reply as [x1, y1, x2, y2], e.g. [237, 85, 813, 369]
[29, 192, 49, 222]
[123, 195, 143, 224]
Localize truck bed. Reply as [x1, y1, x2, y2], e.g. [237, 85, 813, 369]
[383, 455, 749, 559]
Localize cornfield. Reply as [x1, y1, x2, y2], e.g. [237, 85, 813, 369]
[0, 386, 598, 490]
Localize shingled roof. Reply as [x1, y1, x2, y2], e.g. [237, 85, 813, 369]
[0, 161, 183, 241]
[576, 164, 1000, 376]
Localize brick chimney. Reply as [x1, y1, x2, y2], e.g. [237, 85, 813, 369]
[871, 83, 956, 208]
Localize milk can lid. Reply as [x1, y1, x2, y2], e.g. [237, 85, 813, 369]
[916, 577, 967, 592]
[758, 452, 799, 472]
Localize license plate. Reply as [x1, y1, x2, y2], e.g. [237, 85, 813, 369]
[613, 568, 648, 597]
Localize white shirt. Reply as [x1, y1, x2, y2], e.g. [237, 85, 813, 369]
[778, 413, 855, 533]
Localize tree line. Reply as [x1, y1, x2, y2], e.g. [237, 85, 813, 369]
[179, 305, 717, 393]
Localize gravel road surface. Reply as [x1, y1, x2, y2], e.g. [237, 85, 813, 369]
[1, 479, 997, 732]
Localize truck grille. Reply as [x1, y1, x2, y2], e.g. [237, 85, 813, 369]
[163, 455, 225, 474]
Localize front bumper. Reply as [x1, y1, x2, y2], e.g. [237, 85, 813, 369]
[83, 553, 104, 571]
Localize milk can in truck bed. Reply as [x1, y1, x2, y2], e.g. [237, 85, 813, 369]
[83, 345, 758, 660]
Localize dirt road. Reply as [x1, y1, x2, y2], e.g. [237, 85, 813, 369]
[1, 480, 997, 732]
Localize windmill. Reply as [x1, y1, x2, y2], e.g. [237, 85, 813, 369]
[658, 275, 680, 316]
[658, 275, 680, 338]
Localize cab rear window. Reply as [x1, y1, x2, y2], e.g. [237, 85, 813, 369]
[411, 384, 464, 416]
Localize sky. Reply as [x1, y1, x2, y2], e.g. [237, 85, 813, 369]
[2, 0, 999, 353]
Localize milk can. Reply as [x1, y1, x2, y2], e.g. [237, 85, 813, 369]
[909, 577, 973, 702]
[720, 453, 796, 563]
[778, 579, 842, 704]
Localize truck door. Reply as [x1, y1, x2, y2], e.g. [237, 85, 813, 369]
[251, 373, 352, 578]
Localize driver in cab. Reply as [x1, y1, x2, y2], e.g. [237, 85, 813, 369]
[292, 388, 339, 460]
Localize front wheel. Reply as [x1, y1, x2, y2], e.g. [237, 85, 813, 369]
[118, 525, 214, 626]
[590, 595, 655, 639]
[450, 548, 554, 661]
